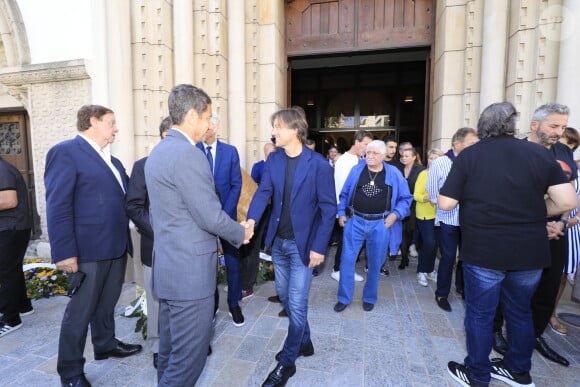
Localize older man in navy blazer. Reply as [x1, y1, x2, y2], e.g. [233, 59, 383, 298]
[45, 105, 142, 387]
[196, 118, 245, 326]
[247, 108, 336, 387]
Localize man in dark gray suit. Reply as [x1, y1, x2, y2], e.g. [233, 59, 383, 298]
[145, 84, 253, 386]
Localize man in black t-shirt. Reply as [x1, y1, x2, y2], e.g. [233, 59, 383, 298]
[247, 108, 336, 387]
[526, 103, 577, 367]
[439, 103, 577, 387]
[0, 156, 33, 338]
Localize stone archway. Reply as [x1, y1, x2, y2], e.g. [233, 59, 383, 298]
[0, 0, 30, 67]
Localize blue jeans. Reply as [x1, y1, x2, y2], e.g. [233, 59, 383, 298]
[272, 237, 313, 366]
[416, 219, 437, 274]
[435, 222, 460, 297]
[338, 215, 390, 305]
[463, 263, 542, 385]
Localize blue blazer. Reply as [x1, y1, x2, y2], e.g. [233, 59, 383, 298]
[196, 140, 242, 220]
[45, 135, 131, 263]
[247, 147, 337, 266]
[337, 160, 412, 255]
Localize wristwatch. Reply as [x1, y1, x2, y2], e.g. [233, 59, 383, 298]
[558, 218, 568, 227]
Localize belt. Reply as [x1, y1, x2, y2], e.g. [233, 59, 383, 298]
[352, 209, 390, 221]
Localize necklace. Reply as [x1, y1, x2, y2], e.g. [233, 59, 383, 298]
[368, 168, 380, 186]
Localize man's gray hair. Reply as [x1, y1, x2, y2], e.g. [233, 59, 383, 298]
[366, 140, 387, 155]
[451, 127, 477, 145]
[531, 103, 570, 123]
[168, 84, 212, 125]
[477, 102, 517, 139]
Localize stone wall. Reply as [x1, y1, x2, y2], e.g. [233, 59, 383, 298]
[432, 0, 576, 149]
[0, 60, 91, 245]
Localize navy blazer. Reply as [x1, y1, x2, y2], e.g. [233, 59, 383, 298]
[45, 135, 131, 263]
[247, 147, 337, 266]
[196, 140, 242, 220]
[125, 157, 153, 267]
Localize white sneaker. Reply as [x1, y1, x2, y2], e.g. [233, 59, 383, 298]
[417, 273, 428, 287]
[331, 270, 340, 281]
[354, 272, 364, 282]
[427, 271, 438, 282]
[409, 244, 418, 257]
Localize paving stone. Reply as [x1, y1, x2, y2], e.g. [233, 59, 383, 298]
[211, 358, 255, 387]
[233, 335, 269, 362]
[6, 250, 580, 386]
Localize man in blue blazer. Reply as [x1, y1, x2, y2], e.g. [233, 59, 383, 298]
[196, 119, 245, 326]
[247, 108, 336, 387]
[45, 105, 142, 387]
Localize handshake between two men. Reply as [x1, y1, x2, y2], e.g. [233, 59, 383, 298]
[240, 219, 255, 245]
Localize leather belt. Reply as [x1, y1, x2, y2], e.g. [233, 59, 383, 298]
[352, 209, 390, 221]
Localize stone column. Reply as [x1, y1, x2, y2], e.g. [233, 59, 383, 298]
[556, 0, 580, 130]
[105, 0, 134, 169]
[479, 0, 508, 111]
[173, 0, 195, 84]
[227, 0, 246, 167]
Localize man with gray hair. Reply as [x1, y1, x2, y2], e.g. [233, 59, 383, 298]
[427, 127, 479, 312]
[442, 102, 577, 387]
[334, 140, 412, 313]
[526, 103, 575, 366]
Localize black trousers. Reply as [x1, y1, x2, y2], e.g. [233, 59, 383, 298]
[240, 204, 271, 290]
[333, 221, 344, 272]
[57, 255, 126, 379]
[531, 235, 567, 337]
[0, 228, 32, 324]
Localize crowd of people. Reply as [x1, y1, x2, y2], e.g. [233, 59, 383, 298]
[0, 83, 578, 387]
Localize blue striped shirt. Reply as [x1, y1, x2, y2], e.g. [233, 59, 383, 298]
[426, 153, 460, 226]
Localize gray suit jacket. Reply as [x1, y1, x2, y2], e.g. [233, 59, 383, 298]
[145, 129, 245, 301]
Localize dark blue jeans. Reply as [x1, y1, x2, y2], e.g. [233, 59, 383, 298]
[463, 263, 542, 385]
[272, 237, 313, 366]
[222, 240, 241, 308]
[416, 219, 436, 274]
[435, 222, 460, 298]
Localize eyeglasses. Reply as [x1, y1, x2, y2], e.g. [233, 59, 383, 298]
[366, 151, 382, 156]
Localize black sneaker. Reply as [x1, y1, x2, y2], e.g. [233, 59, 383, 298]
[490, 358, 535, 386]
[229, 306, 245, 327]
[0, 320, 23, 338]
[20, 305, 34, 316]
[380, 268, 390, 276]
[447, 361, 476, 387]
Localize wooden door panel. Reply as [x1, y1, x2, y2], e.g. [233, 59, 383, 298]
[287, 0, 433, 56]
[0, 114, 28, 179]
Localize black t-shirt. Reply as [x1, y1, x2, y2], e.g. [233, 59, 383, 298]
[440, 137, 568, 270]
[0, 159, 31, 231]
[353, 166, 391, 214]
[276, 154, 299, 239]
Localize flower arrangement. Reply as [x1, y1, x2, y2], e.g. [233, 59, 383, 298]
[24, 266, 69, 299]
[257, 261, 275, 284]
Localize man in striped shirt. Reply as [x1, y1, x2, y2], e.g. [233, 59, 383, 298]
[427, 127, 478, 312]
